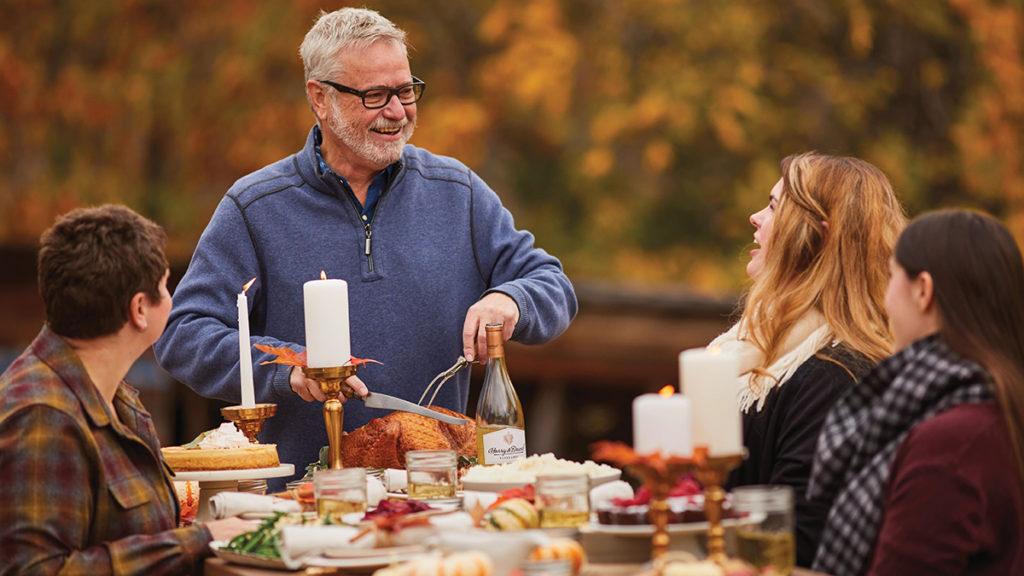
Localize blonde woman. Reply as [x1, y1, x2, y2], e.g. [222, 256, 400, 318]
[713, 153, 906, 567]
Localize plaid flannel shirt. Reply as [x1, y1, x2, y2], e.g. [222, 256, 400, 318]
[0, 326, 211, 575]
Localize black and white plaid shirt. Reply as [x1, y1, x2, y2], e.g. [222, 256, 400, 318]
[808, 334, 993, 576]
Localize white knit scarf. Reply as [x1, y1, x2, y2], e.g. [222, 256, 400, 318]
[709, 310, 833, 413]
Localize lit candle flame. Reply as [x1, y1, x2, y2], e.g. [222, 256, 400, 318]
[320, 270, 327, 280]
[659, 385, 675, 397]
[242, 277, 256, 294]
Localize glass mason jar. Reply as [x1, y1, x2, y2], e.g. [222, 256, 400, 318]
[536, 473, 590, 528]
[732, 485, 795, 575]
[405, 449, 458, 500]
[314, 467, 367, 521]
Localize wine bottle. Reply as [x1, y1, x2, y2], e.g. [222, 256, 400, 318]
[474, 322, 526, 465]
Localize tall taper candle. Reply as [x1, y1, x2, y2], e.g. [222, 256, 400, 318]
[238, 277, 257, 408]
[680, 347, 742, 456]
[304, 272, 351, 368]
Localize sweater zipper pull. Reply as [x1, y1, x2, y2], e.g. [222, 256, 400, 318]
[364, 223, 374, 272]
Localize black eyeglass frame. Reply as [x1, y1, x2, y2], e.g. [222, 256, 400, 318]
[318, 77, 426, 109]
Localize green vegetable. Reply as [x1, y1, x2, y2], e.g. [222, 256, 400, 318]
[224, 512, 288, 559]
[304, 445, 330, 479]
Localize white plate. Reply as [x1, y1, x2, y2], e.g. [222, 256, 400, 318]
[172, 463, 294, 482]
[461, 470, 621, 492]
[579, 513, 764, 537]
[210, 540, 430, 570]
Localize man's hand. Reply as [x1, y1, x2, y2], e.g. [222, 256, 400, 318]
[289, 368, 368, 402]
[462, 292, 519, 363]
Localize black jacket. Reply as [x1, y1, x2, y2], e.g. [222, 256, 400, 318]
[726, 345, 872, 568]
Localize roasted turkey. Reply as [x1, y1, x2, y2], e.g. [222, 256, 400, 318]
[340, 406, 475, 469]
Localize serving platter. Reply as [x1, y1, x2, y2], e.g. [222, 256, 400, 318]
[210, 540, 429, 570]
[462, 469, 621, 492]
[171, 463, 294, 482]
[579, 512, 764, 537]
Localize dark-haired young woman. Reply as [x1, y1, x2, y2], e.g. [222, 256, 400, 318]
[810, 209, 1024, 576]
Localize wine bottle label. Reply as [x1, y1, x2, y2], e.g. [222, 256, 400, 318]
[481, 427, 526, 465]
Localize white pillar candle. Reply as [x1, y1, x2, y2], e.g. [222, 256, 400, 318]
[237, 278, 256, 408]
[632, 386, 693, 456]
[680, 347, 743, 456]
[303, 272, 351, 368]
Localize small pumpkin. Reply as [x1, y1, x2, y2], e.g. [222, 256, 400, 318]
[373, 551, 492, 576]
[529, 538, 586, 574]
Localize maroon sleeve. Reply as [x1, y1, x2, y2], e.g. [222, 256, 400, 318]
[866, 412, 990, 575]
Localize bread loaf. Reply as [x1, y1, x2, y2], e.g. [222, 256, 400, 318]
[340, 406, 475, 469]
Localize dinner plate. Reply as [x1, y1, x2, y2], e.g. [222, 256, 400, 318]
[210, 540, 431, 570]
[461, 469, 621, 492]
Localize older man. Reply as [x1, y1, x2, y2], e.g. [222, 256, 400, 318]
[155, 8, 577, 485]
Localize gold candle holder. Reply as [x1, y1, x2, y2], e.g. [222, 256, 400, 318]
[593, 442, 709, 561]
[301, 365, 358, 469]
[693, 452, 745, 565]
[221, 403, 277, 444]
[627, 457, 704, 559]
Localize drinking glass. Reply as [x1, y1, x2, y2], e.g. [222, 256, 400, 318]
[536, 473, 590, 528]
[314, 467, 367, 521]
[405, 449, 458, 500]
[732, 485, 795, 575]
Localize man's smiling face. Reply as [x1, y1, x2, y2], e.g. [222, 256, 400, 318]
[324, 39, 417, 170]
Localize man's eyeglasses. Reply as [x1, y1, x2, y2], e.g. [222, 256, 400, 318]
[319, 77, 426, 109]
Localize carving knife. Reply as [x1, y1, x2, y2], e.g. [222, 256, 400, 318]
[357, 391, 470, 426]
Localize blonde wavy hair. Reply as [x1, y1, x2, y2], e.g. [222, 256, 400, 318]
[741, 152, 906, 380]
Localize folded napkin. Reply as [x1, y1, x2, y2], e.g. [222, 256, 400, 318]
[278, 524, 376, 565]
[384, 468, 407, 492]
[368, 474, 387, 507]
[209, 492, 300, 519]
[589, 480, 634, 510]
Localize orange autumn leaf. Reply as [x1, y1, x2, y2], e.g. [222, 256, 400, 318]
[348, 356, 383, 367]
[591, 441, 644, 467]
[591, 441, 707, 477]
[254, 344, 307, 366]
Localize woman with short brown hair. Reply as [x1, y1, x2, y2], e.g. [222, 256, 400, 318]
[0, 205, 251, 574]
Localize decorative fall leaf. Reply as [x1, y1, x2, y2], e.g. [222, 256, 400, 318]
[253, 344, 307, 367]
[348, 357, 383, 367]
[467, 500, 488, 528]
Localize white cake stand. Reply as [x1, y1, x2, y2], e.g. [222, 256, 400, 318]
[174, 464, 294, 522]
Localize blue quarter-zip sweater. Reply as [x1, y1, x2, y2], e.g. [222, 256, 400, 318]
[154, 127, 577, 485]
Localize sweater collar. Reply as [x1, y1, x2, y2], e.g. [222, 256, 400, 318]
[297, 126, 404, 200]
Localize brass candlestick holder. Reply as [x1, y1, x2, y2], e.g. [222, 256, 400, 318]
[221, 403, 277, 443]
[593, 442, 746, 566]
[694, 452, 745, 565]
[593, 442, 708, 560]
[634, 448, 709, 560]
[302, 364, 358, 469]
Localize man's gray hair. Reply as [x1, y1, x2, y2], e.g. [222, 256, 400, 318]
[299, 8, 407, 83]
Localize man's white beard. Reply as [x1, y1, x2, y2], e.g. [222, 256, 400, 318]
[327, 96, 415, 169]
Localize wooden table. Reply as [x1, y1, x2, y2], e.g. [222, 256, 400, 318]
[205, 558, 827, 575]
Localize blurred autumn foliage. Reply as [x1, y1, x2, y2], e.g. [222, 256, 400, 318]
[2, 0, 1022, 293]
